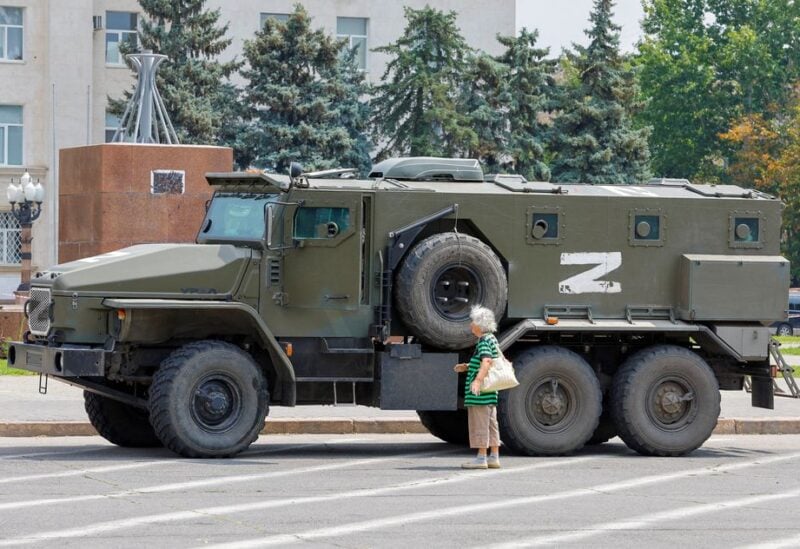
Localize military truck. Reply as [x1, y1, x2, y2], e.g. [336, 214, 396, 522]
[8, 157, 791, 458]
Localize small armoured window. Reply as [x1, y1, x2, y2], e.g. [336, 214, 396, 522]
[633, 215, 660, 240]
[734, 217, 759, 242]
[294, 207, 350, 239]
[729, 211, 763, 249]
[526, 206, 563, 245]
[531, 213, 558, 239]
[629, 209, 665, 247]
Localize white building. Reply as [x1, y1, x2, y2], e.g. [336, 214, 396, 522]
[0, 1, 515, 297]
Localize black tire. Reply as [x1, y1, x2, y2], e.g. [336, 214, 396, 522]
[149, 340, 269, 458]
[84, 391, 162, 448]
[396, 233, 507, 350]
[416, 410, 469, 445]
[610, 345, 720, 457]
[498, 346, 602, 456]
[776, 323, 793, 337]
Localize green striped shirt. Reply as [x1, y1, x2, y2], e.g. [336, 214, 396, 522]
[464, 334, 499, 407]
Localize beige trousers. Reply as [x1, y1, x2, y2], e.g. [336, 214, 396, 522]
[467, 405, 500, 449]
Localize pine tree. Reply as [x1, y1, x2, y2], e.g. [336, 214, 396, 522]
[111, 0, 240, 145]
[239, 6, 371, 173]
[462, 53, 508, 172]
[550, 0, 651, 183]
[371, 6, 476, 158]
[496, 29, 557, 181]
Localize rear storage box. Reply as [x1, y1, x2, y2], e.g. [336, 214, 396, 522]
[677, 254, 789, 322]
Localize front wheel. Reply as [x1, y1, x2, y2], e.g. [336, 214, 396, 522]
[776, 323, 793, 337]
[498, 346, 602, 455]
[610, 345, 720, 457]
[149, 340, 269, 458]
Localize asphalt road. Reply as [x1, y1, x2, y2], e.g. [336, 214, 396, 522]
[1, 434, 799, 548]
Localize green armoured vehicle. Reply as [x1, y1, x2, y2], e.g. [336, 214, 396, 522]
[8, 157, 793, 458]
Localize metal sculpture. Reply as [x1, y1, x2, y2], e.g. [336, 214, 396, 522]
[111, 51, 179, 144]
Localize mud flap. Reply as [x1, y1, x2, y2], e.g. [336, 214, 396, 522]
[750, 376, 775, 409]
[379, 345, 458, 410]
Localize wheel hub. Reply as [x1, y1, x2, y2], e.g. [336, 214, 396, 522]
[531, 378, 570, 426]
[192, 377, 240, 430]
[649, 379, 694, 426]
[431, 264, 483, 320]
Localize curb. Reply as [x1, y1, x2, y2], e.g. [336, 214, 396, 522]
[1, 418, 800, 437]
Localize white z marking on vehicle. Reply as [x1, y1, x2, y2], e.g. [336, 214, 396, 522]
[78, 251, 130, 263]
[559, 252, 622, 294]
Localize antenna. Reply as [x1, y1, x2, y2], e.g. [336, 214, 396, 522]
[111, 50, 179, 144]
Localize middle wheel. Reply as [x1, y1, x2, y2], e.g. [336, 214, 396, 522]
[395, 232, 507, 350]
[498, 346, 602, 455]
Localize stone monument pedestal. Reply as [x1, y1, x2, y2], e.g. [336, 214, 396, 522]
[58, 144, 233, 263]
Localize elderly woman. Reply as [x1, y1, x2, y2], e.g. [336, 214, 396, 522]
[454, 306, 501, 469]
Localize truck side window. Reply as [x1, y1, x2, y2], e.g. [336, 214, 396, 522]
[531, 213, 559, 239]
[294, 207, 351, 239]
[633, 215, 660, 240]
[733, 217, 759, 242]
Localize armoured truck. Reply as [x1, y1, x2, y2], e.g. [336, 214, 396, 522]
[8, 157, 792, 458]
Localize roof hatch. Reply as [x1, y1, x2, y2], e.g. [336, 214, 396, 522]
[369, 157, 484, 182]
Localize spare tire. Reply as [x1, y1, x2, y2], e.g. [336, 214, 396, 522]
[396, 233, 507, 350]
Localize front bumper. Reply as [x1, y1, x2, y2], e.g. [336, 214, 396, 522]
[8, 342, 107, 377]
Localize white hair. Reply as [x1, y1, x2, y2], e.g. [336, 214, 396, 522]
[469, 306, 497, 333]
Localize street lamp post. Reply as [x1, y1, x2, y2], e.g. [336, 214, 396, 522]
[6, 170, 44, 294]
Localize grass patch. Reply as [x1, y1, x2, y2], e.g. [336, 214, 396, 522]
[0, 359, 35, 376]
[774, 336, 800, 345]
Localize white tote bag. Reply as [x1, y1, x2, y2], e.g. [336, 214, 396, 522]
[481, 340, 519, 393]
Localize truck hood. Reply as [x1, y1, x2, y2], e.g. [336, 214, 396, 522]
[35, 244, 252, 298]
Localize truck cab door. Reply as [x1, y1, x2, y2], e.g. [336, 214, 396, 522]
[281, 195, 365, 311]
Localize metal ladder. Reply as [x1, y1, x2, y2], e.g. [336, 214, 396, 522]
[767, 339, 800, 398]
[744, 339, 800, 398]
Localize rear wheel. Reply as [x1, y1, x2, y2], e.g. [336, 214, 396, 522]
[149, 340, 269, 458]
[416, 410, 469, 445]
[776, 323, 793, 336]
[498, 346, 602, 455]
[610, 345, 719, 457]
[84, 391, 161, 448]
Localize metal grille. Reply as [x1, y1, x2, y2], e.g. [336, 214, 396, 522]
[268, 258, 282, 287]
[0, 212, 21, 265]
[28, 287, 51, 336]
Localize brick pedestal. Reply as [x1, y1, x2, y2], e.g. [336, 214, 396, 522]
[58, 144, 233, 263]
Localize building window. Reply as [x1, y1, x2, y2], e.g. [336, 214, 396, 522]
[337, 17, 368, 71]
[0, 6, 23, 61]
[106, 11, 137, 65]
[260, 13, 289, 27]
[105, 112, 121, 142]
[0, 212, 20, 265]
[0, 105, 22, 166]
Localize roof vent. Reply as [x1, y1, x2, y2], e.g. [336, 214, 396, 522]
[369, 157, 484, 182]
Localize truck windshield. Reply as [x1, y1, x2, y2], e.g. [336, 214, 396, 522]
[199, 193, 279, 243]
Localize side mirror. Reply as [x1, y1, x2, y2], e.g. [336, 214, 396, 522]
[265, 203, 274, 248]
[290, 162, 303, 179]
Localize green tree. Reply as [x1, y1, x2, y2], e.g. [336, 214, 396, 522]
[636, 0, 800, 179]
[551, 0, 651, 183]
[239, 6, 371, 173]
[112, 0, 240, 145]
[495, 28, 557, 181]
[371, 6, 476, 158]
[462, 52, 509, 172]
